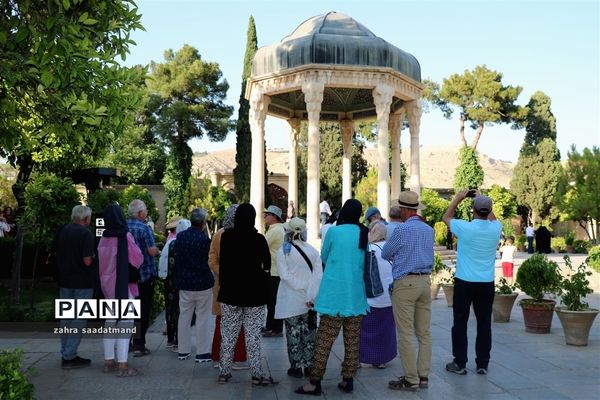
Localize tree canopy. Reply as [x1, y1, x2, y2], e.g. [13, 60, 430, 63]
[0, 0, 146, 208]
[423, 65, 526, 149]
[522, 91, 557, 148]
[453, 146, 484, 219]
[558, 146, 600, 242]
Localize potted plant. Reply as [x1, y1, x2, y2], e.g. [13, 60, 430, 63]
[551, 237, 565, 254]
[515, 234, 527, 252]
[431, 253, 445, 300]
[564, 232, 575, 253]
[516, 254, 562, 333]
[555, 256, 599, 346]
[493, 277, 519, 322]
[440, 263, 455, 308]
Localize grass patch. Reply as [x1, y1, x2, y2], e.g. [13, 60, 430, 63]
[0, 282, 57, 322]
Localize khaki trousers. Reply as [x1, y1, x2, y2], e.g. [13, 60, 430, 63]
[391, 275, 432, 384]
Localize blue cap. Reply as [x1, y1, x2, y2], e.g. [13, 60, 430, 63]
[364, 206, 381, 222]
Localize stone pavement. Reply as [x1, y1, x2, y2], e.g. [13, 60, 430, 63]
[1, 252, 599, 400]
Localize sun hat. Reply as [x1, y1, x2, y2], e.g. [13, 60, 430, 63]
[473, 195, 493, 215]
[397, 190, 426, 210]
[364, 207, 381, 222]
[283, 217, 306, 233]
[264, 205, 283, 222]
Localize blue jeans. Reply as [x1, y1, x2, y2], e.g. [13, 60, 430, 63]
[59, 287, 93, 360]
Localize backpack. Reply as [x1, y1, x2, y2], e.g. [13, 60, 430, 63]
[364, 246, 384, 298]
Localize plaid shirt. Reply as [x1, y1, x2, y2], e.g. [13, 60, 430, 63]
[127, 218, 157, 282]
[381, 215, 434, 279]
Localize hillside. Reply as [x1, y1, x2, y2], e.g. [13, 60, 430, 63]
[192, 145, 514, 189]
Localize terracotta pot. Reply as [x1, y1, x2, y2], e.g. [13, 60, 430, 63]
[493, 293, 518, 322]
[441, 284, 454, 307]
[430, 283, 441, 300]
[520, 299, 556, 333]
[555, 308, 599, 346]
[566, 245, 575, 253]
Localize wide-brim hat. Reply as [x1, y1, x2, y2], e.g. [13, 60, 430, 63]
[166, 216, 182, 229]
[264, 205, 283, 221]
[397, 191, 426, 210]
[283, 217, 306, 233]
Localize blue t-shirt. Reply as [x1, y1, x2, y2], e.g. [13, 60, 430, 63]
[450, 219, 502, 282]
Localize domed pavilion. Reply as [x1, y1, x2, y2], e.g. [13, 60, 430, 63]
[246, 11, 424, 240]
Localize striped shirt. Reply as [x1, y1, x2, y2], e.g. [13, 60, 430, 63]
[381, 215, 434, 279]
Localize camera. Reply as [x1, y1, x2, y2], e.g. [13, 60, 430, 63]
[466, 189, 477, 198]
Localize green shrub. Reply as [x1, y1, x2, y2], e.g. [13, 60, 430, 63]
[516, 254, 561, 302]
[0, 349, 34, 400]
[515, 234, 526, 247]
[86, 188, 121, 216]
[151, 278, 165, 322]
[559, 256, 593, 311]
[434, 222, 448, 246]
[432, 253, 445, 276]
[587, 246, 600, 273]
[564, 231, 575, 246]
[119, 184, 159, 223]
[574, 240, 591, 254]
[551, 236, 566, 252]
[495, 277, 517, 295]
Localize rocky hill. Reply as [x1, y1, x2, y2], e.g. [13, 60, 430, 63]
[192, 145, 514, 189]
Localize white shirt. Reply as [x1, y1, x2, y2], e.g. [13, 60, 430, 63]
[525, 226, 534, 237]
[274, 240, 323, 319]
[367, 241, 393, 308]
[0, 221, 10, 238]
[319, 201, 331, 215]
[501, 245, 516, 263]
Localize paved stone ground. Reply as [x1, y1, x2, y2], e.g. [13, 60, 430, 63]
[1, 252, 599, 399]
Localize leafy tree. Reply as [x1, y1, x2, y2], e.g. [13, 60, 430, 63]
[423, 65, 526, 149]
[355, 168, 378, 213]
[522, 91, 557, 148]
[233, 16, 258, 203]
[558, 146, 600, 242]
[453, 146, 484, 219]
[146, 45, 233, 218]
[0, 0, 146, 211]
[486, 184, 517, 221]
[190, 176, 235, 234]
[511, 138, 562, 224]
[86, 188, 121, 216]
[421, 188, 449, 226]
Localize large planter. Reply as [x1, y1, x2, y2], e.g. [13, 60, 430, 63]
[520, 299, 556, 333]
[430, 282, 441, 300]
[441, 284, 454, 307]
[555, 308, 599, 346]
[493, 293, 518, 322]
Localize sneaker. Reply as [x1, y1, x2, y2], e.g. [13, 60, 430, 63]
[61, 356, 91, 369]
[213, 361, 220, 369]
[195, 353, 211, 363]
[178, 352, 190, 360]
[232, 361, 249, 370]
[399, 375, 428, 389]
[165, 342, 177, 349]
[446, 361, 467, 375]
[477, 367, 488, 375]
[388, 377, 419, 392]
[170, 346, 179, 353]
[133, 348, 150, 358]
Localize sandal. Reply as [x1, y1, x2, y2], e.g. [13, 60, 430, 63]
[251, 376, 279, 386]
[102, 360, 117, 373]
[294, 379, 322, 396]
[116, 363, 141, 378]
[218, 373, 232, 384]
[337, 377, 353, 393]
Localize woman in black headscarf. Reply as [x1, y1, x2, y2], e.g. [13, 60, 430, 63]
[98, 204, 143, 377]
[296, 199, 370, 395]
[217, 203, 276, 385]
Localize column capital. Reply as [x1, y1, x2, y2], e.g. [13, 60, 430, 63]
[405, 100, 423, 136]
[288, 118, 301, 147]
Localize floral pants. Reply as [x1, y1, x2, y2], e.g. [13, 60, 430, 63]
[284, 313, 316, 369]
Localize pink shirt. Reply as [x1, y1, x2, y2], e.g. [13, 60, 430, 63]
[98, 233, 143, 299]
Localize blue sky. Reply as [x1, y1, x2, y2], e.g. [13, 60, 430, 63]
[125, 0, 599, 162]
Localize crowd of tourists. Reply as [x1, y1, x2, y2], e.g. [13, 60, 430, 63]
[54, 189, 502, 393]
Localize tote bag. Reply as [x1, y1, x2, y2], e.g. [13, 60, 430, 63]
[364, 247, 384, 298]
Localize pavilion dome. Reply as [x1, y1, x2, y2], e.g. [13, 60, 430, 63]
[252, 11, 421, 82]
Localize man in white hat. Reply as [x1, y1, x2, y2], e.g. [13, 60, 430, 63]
[382, 191, 434, 392]
[442, 191, 501, 376]
[263, 205, 285, 337]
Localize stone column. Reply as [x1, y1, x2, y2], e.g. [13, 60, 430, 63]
[302, 77, 325, 243]
[249, 89, 270, 232]
[287, 118, 301, 214]
[389, 111, 404, 201]
[340, 119, 354, 204]
[372, 83, 394, 221]
[405, 100, 423, 195]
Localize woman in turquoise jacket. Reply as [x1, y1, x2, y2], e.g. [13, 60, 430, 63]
[296, 199, 369, 395]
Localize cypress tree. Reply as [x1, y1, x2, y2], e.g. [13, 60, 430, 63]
[233, 16, 258, 203]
